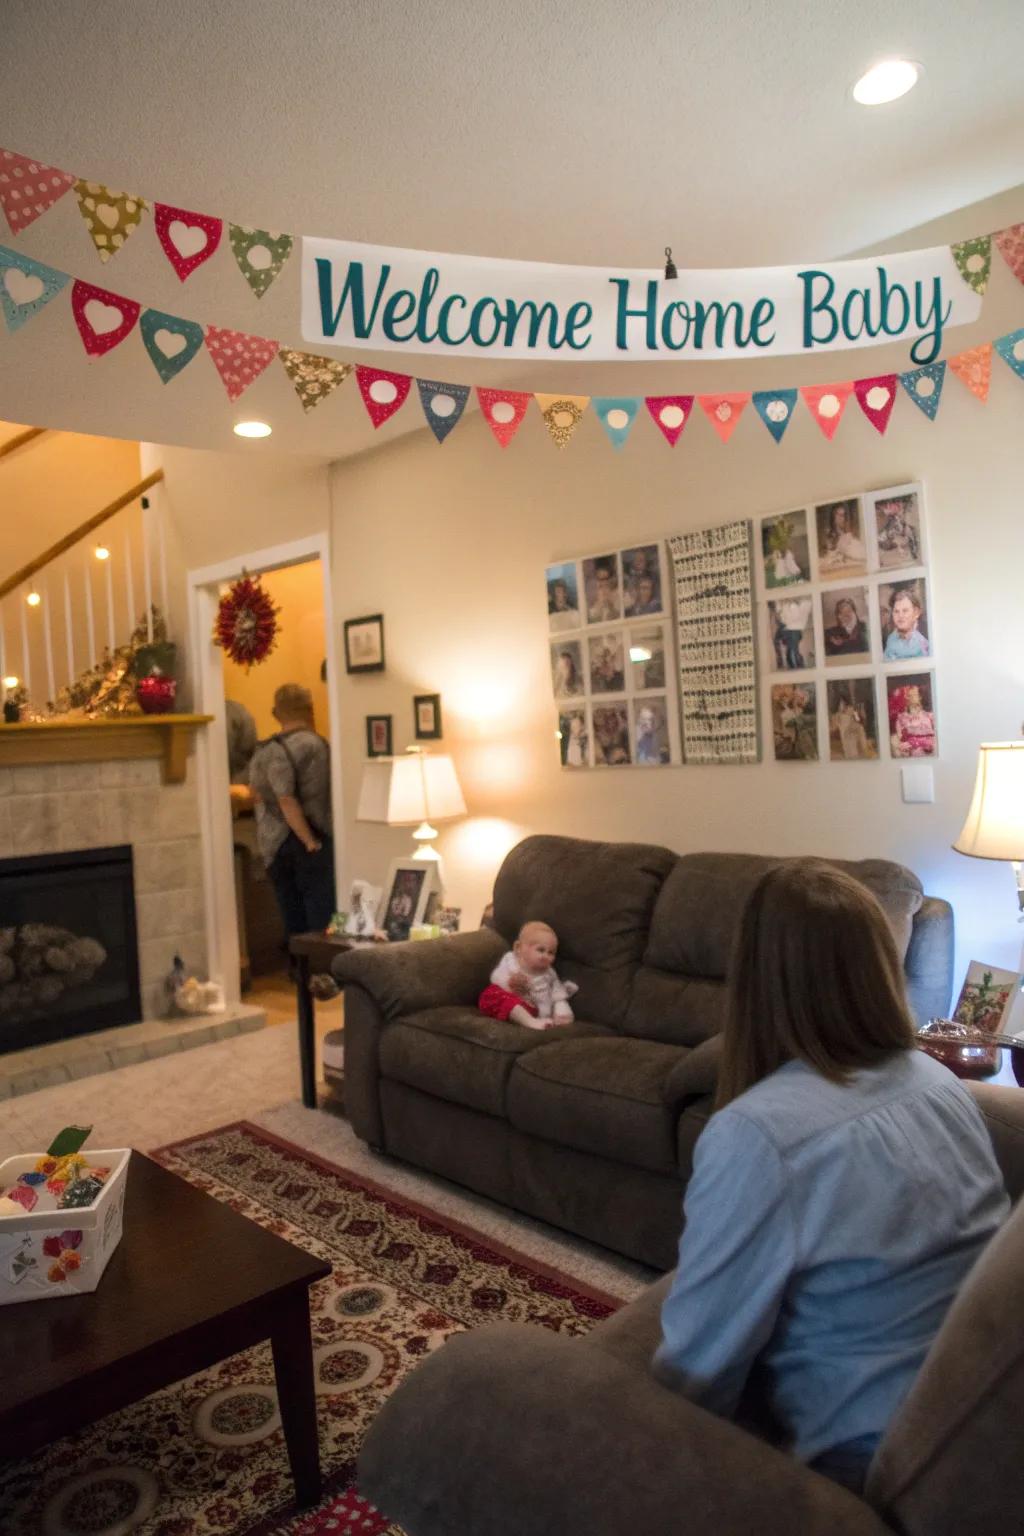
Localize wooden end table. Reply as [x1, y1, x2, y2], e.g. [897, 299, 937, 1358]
[0, 1153, 331, 1508]
[289, 931, 371, 1109]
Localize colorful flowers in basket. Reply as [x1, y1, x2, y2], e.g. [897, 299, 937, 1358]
[42, 1229, 84, 1284]
[1, 1125, 111, 1215]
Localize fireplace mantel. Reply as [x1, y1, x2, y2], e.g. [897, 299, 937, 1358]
[0, 714, 212, 784]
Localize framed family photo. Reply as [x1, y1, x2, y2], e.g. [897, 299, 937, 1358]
[762, 509, 811, 589]
[826, 677, 879, 761]
[766, 595, 815, 671]
[378, 860, 438, 942]
[871, 483, 926, 571]
[879, 578, 931, 663]
[414, 693, 443, 740]
[344, 613, 385, 674]
[546, 561, 580, 632]
[821, 586, 871, 665]
[365, 714, 393, 758]
[814, 497, 867, 582]
[886, 672, 937, 759]
[770, 682, 819, 762]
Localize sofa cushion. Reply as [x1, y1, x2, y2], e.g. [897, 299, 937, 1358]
[623, 969, 727, 1047]
[507, 1037, 685, 1175]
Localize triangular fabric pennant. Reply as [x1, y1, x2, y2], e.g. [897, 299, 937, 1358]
[592, 397, 641, 450]
[139, 308, 204, 384]
[994, 327, 1024, 382]
[416, 378, 470, 442]
[751, 389, 797, 444]
[951, 235, 992, 296]
[994, 224, 1024, 286]
[74, 180, 147, 262]
[645, 394, 693, 447]
[355, 365, 412, 427]
[154, 203, 223, 281]
[204, 325, 279, 401]
[948, 343, 993, 402]
[0, 150, 75, 234]
[853, 374, 898, 435]
[70, 279, 140, 357]
[476, 386, 531, 447]
[535, 394, 590, 448]
[279, 348, 352, 411]
[899, 362, 946, 420]
[0, 245, 70, 333]
[800, 381, 854, 440]
[228, 225, 294, 298]
[698, 393, 749, 443]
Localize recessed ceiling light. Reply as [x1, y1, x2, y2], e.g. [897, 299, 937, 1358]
[26, 590, 41, 607]
[94, 544, 110, 560]
[853, 59, 920, 105]
[233, 420, 272, 439]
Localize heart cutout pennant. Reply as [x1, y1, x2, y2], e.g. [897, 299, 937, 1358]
[593, 397, 641, 450]
[204, 325, 279, 401]
[645, 395, 693, 446]
[698, 393, 749, 443]
[416, 378, 470, 442]
[535, 394, 590, 448]
[853, 374, 898, 435]
[229, 225, 294, 298]
[800, 381, 854, 440]
[279, 348, 353, 411]
[0, 245, 69, 333]
[155, 204, 223, 281]
[0, 150, 75, 235]
[74, 181, 147, 262]
[140, 308, 205, 383]
[355, 365, 412, 427]
[751, 389, 798, 443]
[899, 362, 946, 421]
[71, 279, 141, 357]
[476, 387, 531, 447]
[948, 343, 993, 402]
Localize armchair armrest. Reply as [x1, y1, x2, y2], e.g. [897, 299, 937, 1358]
[663, 1034, 723, 1109]
[358, 1322, 889, 1536]
[332, 927, 505, 1020]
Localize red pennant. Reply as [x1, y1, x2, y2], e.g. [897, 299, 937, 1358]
[853, 374, 898, 435]
[994, 224, 1024, 286]
[0, 149, 75, 235]
[154, 203, 223, 281]
[204, 325, 279, 401]
[948, 344, 992, 403]
[476, 387, 531, 447]
[355, 365, 412, 428]
[70, 279, 140, 357]
[698, 393, 749, 443]
[800, 381, 854, 440]
[645, 394, 693, 447]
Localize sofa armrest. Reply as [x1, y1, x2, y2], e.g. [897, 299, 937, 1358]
[332, 927, 505, 1020]
[904, 895, 954, 1026]
[663, 1034, 723, 1109]
[969, 1081, 1024, 1203]
[358, 1323, 889, 1536]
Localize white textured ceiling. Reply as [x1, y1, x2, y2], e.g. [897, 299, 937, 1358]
[1, 0, 1023, 460]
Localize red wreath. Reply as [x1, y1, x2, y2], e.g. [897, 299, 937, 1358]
[213, 574, 280, 669]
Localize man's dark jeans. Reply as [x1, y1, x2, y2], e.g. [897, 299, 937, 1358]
[268, 832, 336, 937]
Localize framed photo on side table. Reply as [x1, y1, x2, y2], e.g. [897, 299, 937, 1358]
[344, 614, 385, 674]
[413, 693, 443, 739]
[365, 714, 392, 757]
[378, 860, 439, 943]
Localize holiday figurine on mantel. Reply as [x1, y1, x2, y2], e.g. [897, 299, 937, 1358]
[212, 573, 280, 669]
[41, 607, 176, 720]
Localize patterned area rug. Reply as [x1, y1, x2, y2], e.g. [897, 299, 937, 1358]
[0, 1121, 619, 1536]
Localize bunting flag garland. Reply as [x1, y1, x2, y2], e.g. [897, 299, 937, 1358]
[994, 224, 1024, 286]
[155, 203, 223, 281]
[0, 150, 75, 234]
[951, 235, 992, 296]
[476, 386, 531, 447]
[752, 389, 798, 444]
[948, 343, 993, 402]
[535, 394, 589, 448]
[417, 377, 470, 442]
[74, 181, 147, 262]
[994, 326, 1024, 382]
[853, 374, 898, 435]
[139, 307, 204, 384]
[229, 225, 294, 298]
[593, 397, 641, 450]
[699, 393, 749, 443]
[278, 348, 352, 411]
[645, 395, 693, 447]
[801, 381, 854, 440]
[899, 361, 946, 420]
[70, 279, 141, 357]
[0, 245, 69, 333]
[355, 365, 412, 427]
[204, 325, 279, 400]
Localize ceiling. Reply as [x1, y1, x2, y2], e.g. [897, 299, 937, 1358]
[1, 0, 1023, 461]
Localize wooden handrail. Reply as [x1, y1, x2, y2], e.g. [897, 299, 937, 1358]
[0, 426, 47, 461]
[0, 469, 165, 600]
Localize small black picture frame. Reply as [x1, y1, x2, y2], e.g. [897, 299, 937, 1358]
[344, 614, 385, 674]
[366, 714, 393, 758]
[414, 693, 443, 740]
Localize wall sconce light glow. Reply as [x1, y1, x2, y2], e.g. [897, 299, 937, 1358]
[94, 544, 110, 561]
[2, 675, 18, 689]
[26, 590, 41, 607]
[629, 645, 652, 663]
[852, 59, 920, 105]
[233, 420, 272, 439]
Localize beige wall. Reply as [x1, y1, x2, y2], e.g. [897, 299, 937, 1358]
[221, 558, 329, 737]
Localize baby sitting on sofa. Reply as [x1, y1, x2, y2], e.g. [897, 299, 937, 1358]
[478, 921, 578, 1030]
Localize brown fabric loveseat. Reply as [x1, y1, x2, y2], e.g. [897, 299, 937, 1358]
[334, 834, 954, 1270]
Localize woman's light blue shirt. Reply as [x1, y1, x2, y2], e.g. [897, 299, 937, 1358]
[654, 1050, 1008, 1463]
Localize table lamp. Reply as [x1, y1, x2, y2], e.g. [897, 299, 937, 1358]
[953, 741, 1024, 917]
[356, 748, 467, 865]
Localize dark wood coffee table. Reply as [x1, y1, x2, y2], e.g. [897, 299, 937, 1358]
[0, 1152, 331, 1508]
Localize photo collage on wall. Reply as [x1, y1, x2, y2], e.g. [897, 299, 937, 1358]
[756, 482, 936, 764]
[546, 543, 682, 768]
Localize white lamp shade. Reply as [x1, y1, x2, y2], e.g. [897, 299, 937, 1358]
[357, 753, 467, 825]
[954, 742, 1024, 861]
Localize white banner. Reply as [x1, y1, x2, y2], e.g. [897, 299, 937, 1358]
[301, 237, 981, 365]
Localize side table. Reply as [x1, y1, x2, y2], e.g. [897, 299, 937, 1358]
[289, 932, 380, 1108]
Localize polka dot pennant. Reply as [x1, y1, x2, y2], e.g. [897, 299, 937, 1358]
[355, 365, 412, 427]
[279, 347, 352, 411]
[994, 224, 1024, 287]
[204, 325, 279, 401]
[70, 279, 141, 357]
[698, 393, 749, 443]
[139, 307, 205, 384]
[229, 224, 294, 298]
[154, 203, 223, 281]
[800, 381, 853, 440]
[898, 361, 946, 420]
[0, 150, 75, 235]
[951, 235, 992, 296]
[751, 389, 797, 444]
[948, 343, 993, 403]
[644, 394, 693, 447]
[994, 326, 1024, 384]
[592, 397, 640, 450]
[0, 244, 69, 333]
[416, 377, 470, 442]
[535, 393, 590, 448]
[476, 386, 530, 447]
[853, 374, 898, 435]
[73, 180, 148, 262]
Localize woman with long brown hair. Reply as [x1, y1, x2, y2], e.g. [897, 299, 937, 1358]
[654, 860, 1008, 1492]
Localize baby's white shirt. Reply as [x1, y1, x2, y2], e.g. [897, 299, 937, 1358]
[490, 951, 577, 1018]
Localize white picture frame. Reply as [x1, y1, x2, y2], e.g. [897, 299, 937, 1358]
[377, 860, 440, 942]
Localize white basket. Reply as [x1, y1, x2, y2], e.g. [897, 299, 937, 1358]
[0, 1148, 129, 1304]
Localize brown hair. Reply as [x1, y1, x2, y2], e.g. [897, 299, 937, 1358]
[715, 859, 916, 1110]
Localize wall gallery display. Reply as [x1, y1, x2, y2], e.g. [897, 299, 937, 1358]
[344, 613, 385, 673]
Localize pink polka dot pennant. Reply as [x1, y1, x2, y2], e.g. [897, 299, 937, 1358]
[697, 393, 749, 443]
[70, 279, 141, 358]
[994, 223, 1024, 287]
[853, 374, 898, 435]
[476, 387, 531, 447]
[644, 395, 693, 446]
[355, 365, 412, 428]
[154, 203, 224, 282]
[948, 343, 993, 403]
[800, 381, 854, 440]
[0, 149, 75, 235]
[204, 325, 279, 401]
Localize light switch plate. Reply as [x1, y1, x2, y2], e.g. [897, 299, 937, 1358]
[901, 763, 935, 803]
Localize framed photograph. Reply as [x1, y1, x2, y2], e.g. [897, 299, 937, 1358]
[546, 561, 580, 633]
[879, 578, 931, 663]
[582, 552, 622, 624]
[629, 625, 667, 689]
[762, 509, 810, 589]
[814, 497, 868, 582]
[766, 595, 815, 671]
[344, 614, 385, 674]
[413, 693, 443, 740]
[953, 962, 1022, 1035]
[365, 714, 392, 758]
[345, 879, 382, 938]
[378, 860, 437, 943]
[551, 639, 584, 699]
[886, 672, 937, 758]
[558, 706, 589, 768]
[588, 631, 626, 694]
[593, 704, 631, 766]
[622, 544, 663, 616]
[632, 696, 671, 765]
[821, 585, 871, 666]
[770, 682, 819, 762]
[826, 677, 879, 761]
[872, 483, 925, 571]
